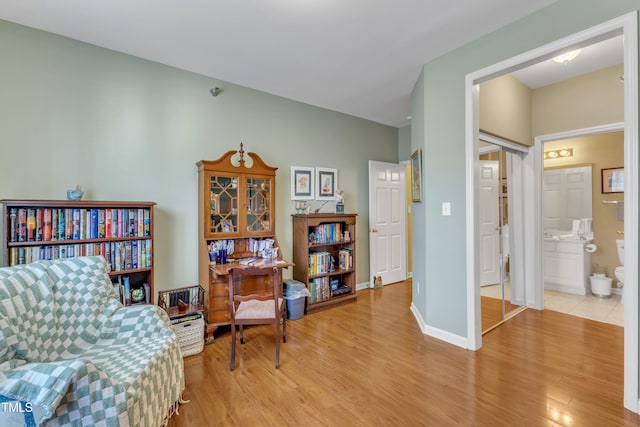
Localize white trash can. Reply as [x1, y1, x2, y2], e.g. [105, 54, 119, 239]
[590, 275, 612, 298]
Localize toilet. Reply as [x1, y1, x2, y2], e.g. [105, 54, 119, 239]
[615, 239, 624, 288]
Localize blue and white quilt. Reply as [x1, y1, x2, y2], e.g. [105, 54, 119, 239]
[0, 256, 184, 426]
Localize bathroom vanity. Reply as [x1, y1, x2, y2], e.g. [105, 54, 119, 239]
[544, 235, 592, 295]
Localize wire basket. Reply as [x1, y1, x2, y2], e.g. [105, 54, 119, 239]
[158, 285, 205, 318]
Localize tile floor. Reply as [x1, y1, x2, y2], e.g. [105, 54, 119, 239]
[481, 282, 624, 327]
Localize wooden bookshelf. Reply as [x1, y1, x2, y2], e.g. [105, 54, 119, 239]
[292, 213, 357, 313]
[1, 199, 156, 305]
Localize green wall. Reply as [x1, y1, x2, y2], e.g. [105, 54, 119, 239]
[412, 0, 639, 338]
[398, 125, 411, 161]
[0, 20, 399, 292]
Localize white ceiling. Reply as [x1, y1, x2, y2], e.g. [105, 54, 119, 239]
[0, 0, 565, 128]
[512, 35, 624, 89]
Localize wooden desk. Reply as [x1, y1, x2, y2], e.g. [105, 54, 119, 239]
[206, 258, 293, 341]
[211, 259, 294, 277]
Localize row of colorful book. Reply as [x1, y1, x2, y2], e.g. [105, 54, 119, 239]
[8, 239, 152, 271]
[308, 251, 332, 276]
[310, 222, 343, 244]
[8, 207, 151, 243]
[309, 276, 330, 303]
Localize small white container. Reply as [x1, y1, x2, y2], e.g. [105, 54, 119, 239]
[590, 276, 612, 298]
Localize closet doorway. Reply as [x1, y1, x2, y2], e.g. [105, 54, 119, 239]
[478, 136, 527, 334]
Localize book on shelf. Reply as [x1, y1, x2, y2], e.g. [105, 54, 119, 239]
[35, 209, 43, 241]
[26, 208, 36, 242]
[97, 209, 106, 238]
[339, 247, 353, 270]
[122, 276, 131, 305]
[43, 208, 52, 242]
[105, 209, 112, 239]
[17, 208, 27, 242]
[132, 240, 139, 269]
[9, 208, 17, 243]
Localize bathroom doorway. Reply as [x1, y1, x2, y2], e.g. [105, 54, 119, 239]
[540, 130, 624, 325]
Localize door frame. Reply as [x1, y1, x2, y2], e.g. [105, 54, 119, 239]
[464, 12, 638, 411]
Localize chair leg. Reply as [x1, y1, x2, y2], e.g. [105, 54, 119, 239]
[230, 324, 236, 371]
[282, 310, 287, 343]
[240, 325, 244, 344]
[275, 317, 280, 369]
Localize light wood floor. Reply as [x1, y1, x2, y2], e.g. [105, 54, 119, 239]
[168, 281, 639, 426]
[481, 295, 522, 333]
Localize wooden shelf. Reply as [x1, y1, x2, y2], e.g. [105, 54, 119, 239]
[292, 213, 357, 312]
[1, 199, 156, 306]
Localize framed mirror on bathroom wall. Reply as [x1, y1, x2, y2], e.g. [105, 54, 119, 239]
[602, 167, 624, 193]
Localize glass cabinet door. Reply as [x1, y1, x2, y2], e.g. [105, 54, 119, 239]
[208, 173, 239, 234]
[245, 177, 273, 233]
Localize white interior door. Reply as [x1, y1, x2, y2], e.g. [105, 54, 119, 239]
[479, 160, 500, 286]
[368, 160, 407, 286]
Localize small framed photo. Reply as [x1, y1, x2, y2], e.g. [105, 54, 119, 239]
[291, 166, 315, 200]
[602, 167, 624, 193]
[315, 167, 337, 200]
[410, 149, 422, 202]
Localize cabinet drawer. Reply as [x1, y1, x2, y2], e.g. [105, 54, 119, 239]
[209, 281, 229, 297]
[209, 295, 229, 311]
[207, 308, 230, 324]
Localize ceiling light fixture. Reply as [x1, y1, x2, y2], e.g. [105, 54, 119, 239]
[544, 148, 573, 159]
[552, 49, 582, 64]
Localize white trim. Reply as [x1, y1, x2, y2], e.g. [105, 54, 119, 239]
[356, 281, 372, 291]
[479, 132, 531, 154]
[465, 75, 481, 350]
[410, 303, 468, 349]
[622, 12, 639, 413]
[465, 11, 639, 412]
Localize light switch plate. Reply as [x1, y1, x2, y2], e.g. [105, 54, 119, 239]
[442, 202, 451, 216]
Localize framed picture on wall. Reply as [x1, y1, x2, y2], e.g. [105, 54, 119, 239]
[290, 166, 315, 200]
[411, 149, 422, 202]
[315, 167, 337, 200]
[602, 167, 624, 193]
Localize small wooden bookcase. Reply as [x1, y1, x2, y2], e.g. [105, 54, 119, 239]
[292, 213, 357, 313]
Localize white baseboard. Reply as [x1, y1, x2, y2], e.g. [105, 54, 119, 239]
[410, 303, 468, 349]
[356, 281, 371, 291]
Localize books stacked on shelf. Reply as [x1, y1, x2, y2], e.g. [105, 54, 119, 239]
[7, 239, 153, 271]
[338, 248, 353, 271]
[309, 277, 330, 303]
[7, 207, 152, 243]
[308, 251, 331, 276]
[311, 223, 342, 244]
[331, 285, 353, 297]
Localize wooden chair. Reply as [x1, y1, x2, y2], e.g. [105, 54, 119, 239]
[228, 266, 287, 370]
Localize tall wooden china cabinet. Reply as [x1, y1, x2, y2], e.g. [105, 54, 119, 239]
[197, 144, 281, 340]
